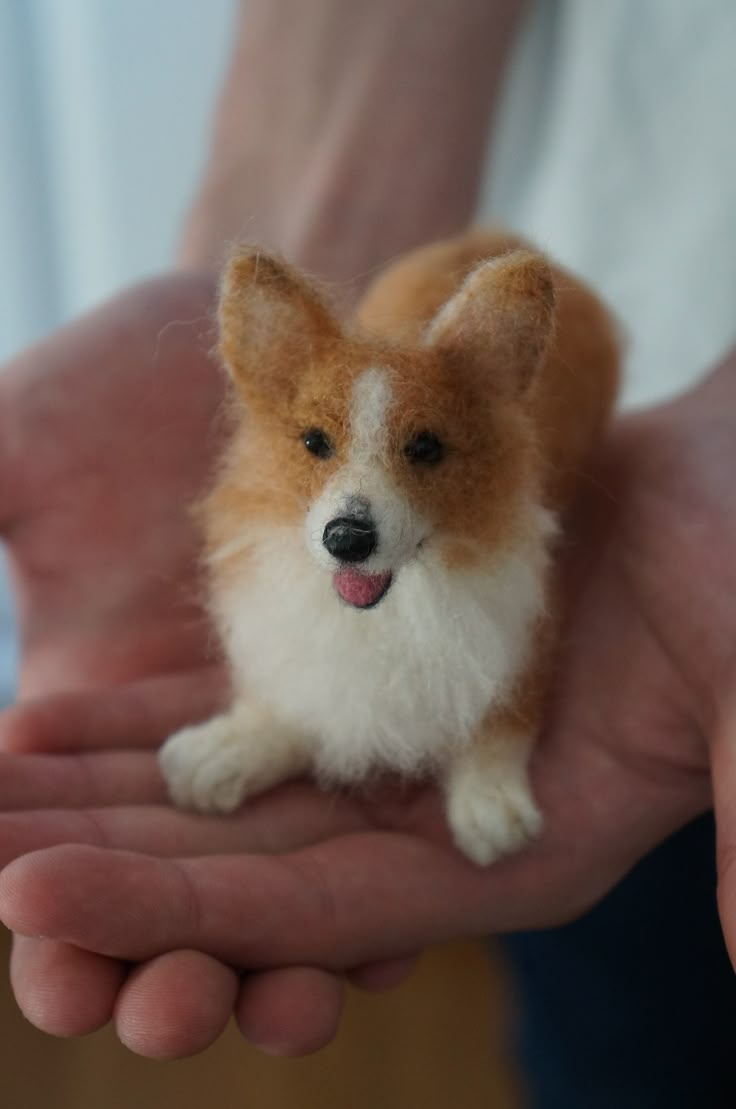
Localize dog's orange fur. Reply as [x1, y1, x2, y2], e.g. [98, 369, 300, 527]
[178, 229, 620, 863]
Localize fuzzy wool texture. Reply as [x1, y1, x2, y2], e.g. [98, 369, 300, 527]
[445, 724, 543, 865]
[160, 229, 620, 864]
[161, 701, 309, 814]
[209, 504, 554, 784]
[427, 251, 557, 398]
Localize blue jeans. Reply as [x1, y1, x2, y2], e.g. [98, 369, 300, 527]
[500, 815, 736, 1108]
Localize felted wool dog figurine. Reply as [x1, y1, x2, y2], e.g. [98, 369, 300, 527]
[160, 229, 619, 864]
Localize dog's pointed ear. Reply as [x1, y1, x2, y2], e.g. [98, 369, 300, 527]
[426, 250, 556, 396]
[218, 247, 339, 403]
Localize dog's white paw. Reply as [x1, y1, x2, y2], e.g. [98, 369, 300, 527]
[160, 708, 309, 814]
[160, 717, 261, 814]
[446, 765, 542, 866]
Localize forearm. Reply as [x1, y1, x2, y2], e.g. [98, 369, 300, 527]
[178, 0, 524, 292]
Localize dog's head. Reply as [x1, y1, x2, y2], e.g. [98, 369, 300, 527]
[211, 246, 556, 610]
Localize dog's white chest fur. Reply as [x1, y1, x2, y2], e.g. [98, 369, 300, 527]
[214, 512, 551, 781]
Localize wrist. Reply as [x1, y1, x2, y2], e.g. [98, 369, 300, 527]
[176, 0, 524, 289]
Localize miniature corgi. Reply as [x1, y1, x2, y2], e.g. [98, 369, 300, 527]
[160, 229, 619, 864]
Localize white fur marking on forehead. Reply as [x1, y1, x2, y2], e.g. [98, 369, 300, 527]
[350, 368, 392, 458]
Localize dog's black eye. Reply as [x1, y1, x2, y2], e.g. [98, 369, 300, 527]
[303, 428, 334, 459]
[404, 431, 444, 465]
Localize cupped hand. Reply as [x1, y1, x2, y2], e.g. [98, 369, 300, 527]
[2, 339, 736, 1058]
[0, 272, 222, 698]
[0, 276, 413, 1055]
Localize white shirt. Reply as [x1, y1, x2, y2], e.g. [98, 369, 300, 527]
[478, 0, 736, 408]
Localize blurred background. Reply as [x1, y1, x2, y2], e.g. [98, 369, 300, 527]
[0, 0, 233, 360]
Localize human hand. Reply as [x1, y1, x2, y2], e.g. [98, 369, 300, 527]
[0, 272, 224, 701]
[0, 275, 415, 1054]
[2, 354, 736, 1057]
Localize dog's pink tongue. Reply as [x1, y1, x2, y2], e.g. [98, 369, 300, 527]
[333, 568, 391, 608]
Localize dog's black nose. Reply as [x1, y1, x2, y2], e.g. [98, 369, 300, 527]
[323, 515, 377, 562]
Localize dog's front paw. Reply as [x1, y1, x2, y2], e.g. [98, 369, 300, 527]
[160, 716, 258, 814]
[160, 707, 309, 815]
[446, 762, 542, 866]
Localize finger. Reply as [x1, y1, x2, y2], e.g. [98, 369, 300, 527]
[0, 751, 166, 810]
[0, 668, 228, 754]
[10, 934, 125, 1036]
[235, 967, 344, 1056]
[0, 737, 637, 970]
[347, 953, 419, 991]
[0, 782, 371, 866]
[0, 723, 698, 971]
[0, 838, 495, 969]
[114, 949, 237, 1059]
[711, 711, 736, 969]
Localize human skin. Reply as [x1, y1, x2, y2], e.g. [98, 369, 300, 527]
[178, 0, 524, 281]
